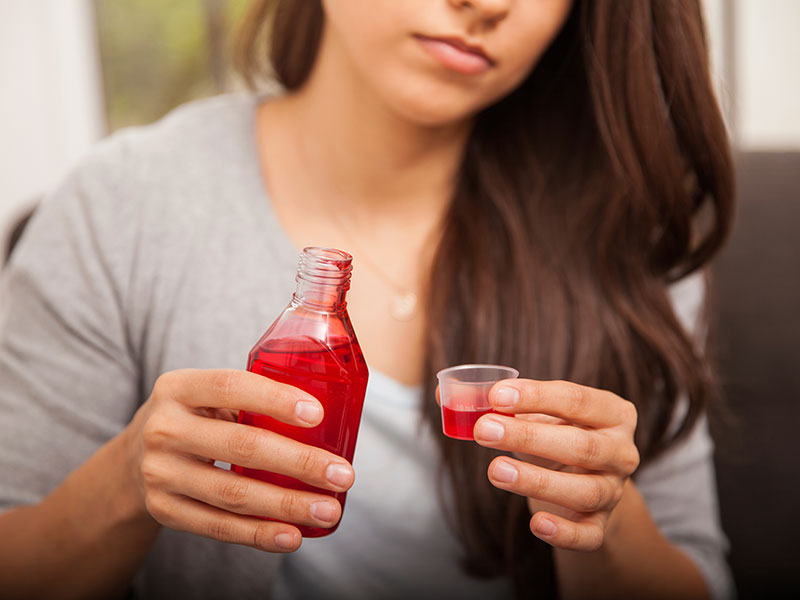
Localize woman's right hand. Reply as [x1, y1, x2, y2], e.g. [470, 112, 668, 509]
[123, 369, 354, 553]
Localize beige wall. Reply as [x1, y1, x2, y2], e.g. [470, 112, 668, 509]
[705, 0, 800, 150]
[735, 0, 800, 150]
[0, 0, 105, 236]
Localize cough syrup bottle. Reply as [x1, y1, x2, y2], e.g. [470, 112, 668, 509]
[232, 247, 369, 537]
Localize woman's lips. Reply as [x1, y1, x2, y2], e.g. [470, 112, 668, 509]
[414, 34, 494, 76]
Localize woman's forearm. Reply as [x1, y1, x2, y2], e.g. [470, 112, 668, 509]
[0, 429, 160, 599]
[553, 480, 708, 599]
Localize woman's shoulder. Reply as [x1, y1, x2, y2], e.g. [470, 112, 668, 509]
[42, 92, 269, 233]
[82, 92, 261, 181]
[22, 92, 271, 281]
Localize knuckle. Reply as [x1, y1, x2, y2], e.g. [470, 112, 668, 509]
[623, 400, 638, 426]
[141, 413, 172, 450]
[153, 370, 183, 404]
[152, 371, 172, 397]
[207, 518, 238, 544]
[293, 447, 321, 477]
[279, 491, 300, 520]
[568, 524, 583, 549]
[583, 478, 606, 512]
[613, 441, 640, 475]
[139, 455, 167, 489]
[564, 382, 588, 415]
[226, 427, 262, 463]
[625, 446, 641, 473]
[144, 494, 165, 523]
[527, 468, 550, 498]
[215, 370, 239, 405]
[523, 381, 543, 403]
[575, 431, 600, 465]
[219, 477, 251, 510]
[252, 522, 275, 551]
[519, 421, 537, 452]
[586, 526, 604, 551]
[143, 493, 169, 525]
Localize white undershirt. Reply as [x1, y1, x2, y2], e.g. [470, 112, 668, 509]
[272, 370, 514, 599]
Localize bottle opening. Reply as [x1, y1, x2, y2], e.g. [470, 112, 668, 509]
[294, 248, 353, 310]
[297, 247, 353, 287]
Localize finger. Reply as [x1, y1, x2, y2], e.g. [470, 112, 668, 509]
[474, 415, 639, 475]
[489, 379, 637, 430]
[529, 510, 607, 552]
[156, 369, 324, 427]
[161, 456, 342, 529]
[487, 457, 621, 514]
[146, 490, 302, 553]
[168, 414, 355, 491]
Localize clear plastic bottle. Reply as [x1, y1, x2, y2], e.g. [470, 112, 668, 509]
[232, 247, 369, 537]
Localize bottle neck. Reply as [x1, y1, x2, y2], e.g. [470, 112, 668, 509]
[293, 247, 353, 312]
[293, 280, 348, 311]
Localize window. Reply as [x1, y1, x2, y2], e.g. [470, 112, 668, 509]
[93, 0, 251, 131]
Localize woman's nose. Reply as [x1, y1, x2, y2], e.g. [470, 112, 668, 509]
[447, 0, 511, 27]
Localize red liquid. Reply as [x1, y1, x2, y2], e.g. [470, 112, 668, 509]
[441, 405, 497, 440]
[232, 336, 368, 537]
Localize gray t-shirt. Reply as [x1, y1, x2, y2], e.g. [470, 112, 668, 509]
[0, 93, 733, 599]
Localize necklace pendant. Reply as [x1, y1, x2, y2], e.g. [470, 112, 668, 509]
[390, 291, 418, 322]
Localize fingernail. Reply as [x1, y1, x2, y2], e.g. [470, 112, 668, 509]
[494, 386, 519, 408]
[295, 400, 322, 424]
[475, 419, 505, 442]
[325, 463, 353, 488]
[310, 501, 338, 524]
[537, 518, 558, 537]
[492, 460, 518, 483]
[274, 532, 298, 550]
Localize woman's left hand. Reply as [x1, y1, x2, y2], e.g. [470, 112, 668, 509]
[473, 379, 640, 552]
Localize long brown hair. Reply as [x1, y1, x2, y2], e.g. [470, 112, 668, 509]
[236, 1, 734, 595]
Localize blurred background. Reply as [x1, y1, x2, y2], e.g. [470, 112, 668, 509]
[0, 1, 798, 597]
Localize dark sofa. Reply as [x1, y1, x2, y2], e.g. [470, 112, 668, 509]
[712, 151, 800, 599]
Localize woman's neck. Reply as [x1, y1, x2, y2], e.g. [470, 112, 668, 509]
[277, 23, 471, 225]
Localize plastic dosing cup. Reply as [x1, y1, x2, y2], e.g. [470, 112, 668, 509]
[436, 364, 520, 441]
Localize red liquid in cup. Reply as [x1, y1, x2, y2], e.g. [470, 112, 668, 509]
[441, 405, 497, 440]
[233, 336, 368, 537]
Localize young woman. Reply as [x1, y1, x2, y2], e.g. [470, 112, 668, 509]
[0, 0, 733, 598]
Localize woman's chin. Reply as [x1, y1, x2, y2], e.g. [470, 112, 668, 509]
[386, 88, 486, 129]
